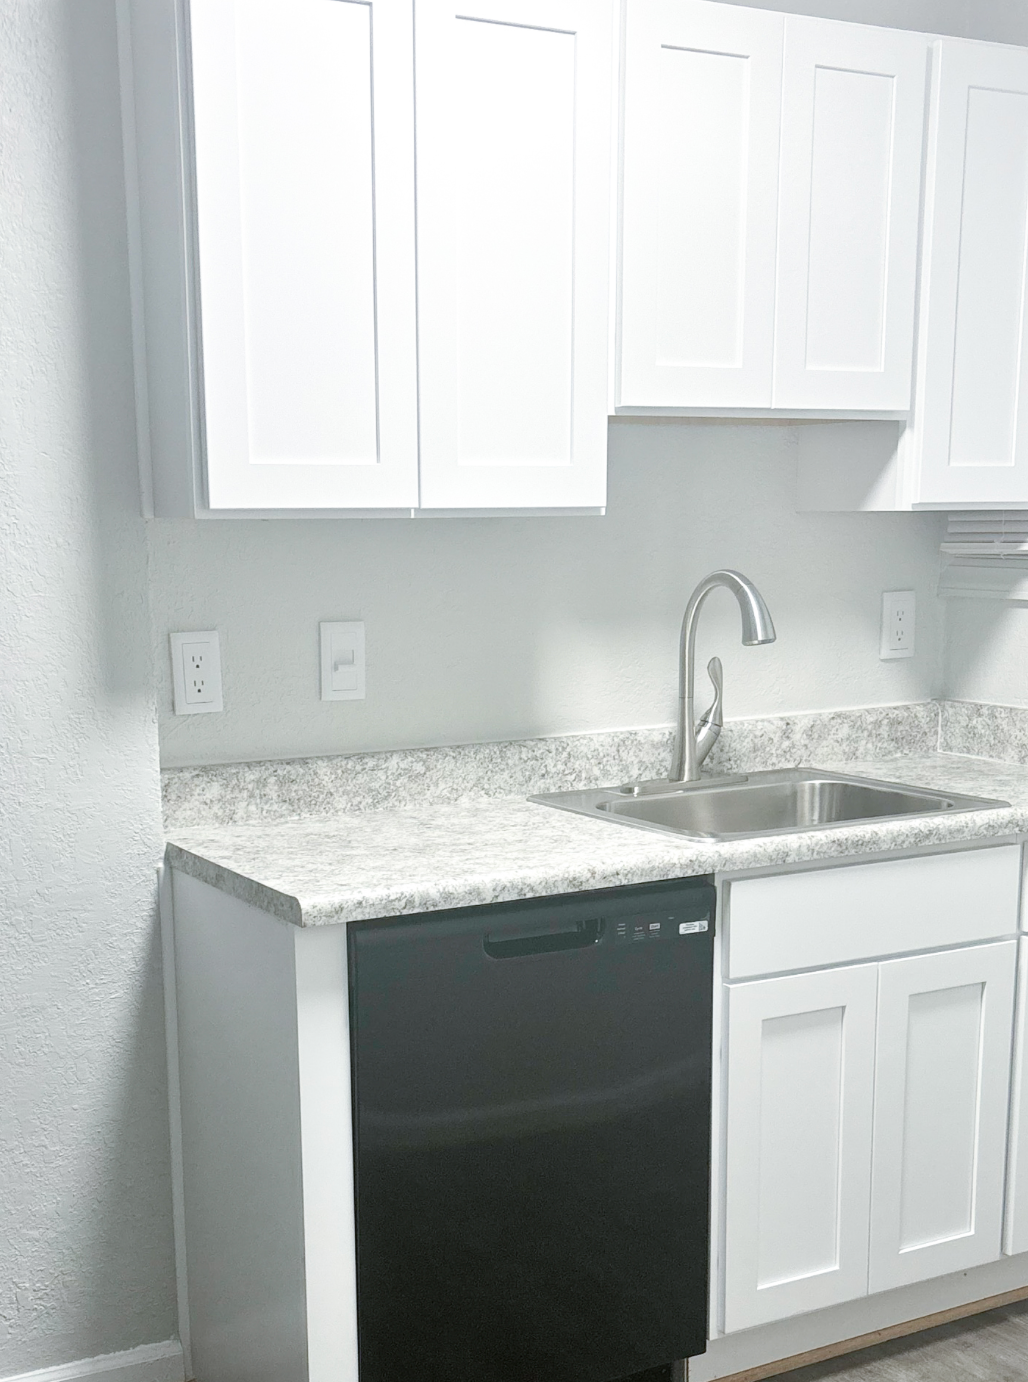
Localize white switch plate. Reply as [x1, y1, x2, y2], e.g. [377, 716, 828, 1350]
[320, 621, 366, 701]
[170, 630, 224, 714]
[880, 591, 915, 660]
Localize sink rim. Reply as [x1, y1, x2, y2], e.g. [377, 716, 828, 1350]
[529, 767, 1011, 843]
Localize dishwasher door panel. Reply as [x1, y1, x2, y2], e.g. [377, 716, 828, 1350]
[349, 878, 715, 1382]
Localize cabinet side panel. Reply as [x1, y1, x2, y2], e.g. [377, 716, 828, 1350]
[172, 871, 308, 1382]
[295, 928, 359, 1382]
[121, 0, 202, 516]
[1004, 936, 1028, 1255]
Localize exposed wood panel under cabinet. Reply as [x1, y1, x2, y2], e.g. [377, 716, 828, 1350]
[723, 965, 877, 1333]
[414, 0, 613, 510]
[772, 17, 928, 412]
[187, 0, 419, 510]
[618, 0, 784, 410]
[869, 941, 1016, 1293]
[915, 40, 1028, 505]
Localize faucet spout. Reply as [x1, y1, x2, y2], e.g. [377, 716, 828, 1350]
[670, 570, 776, 784]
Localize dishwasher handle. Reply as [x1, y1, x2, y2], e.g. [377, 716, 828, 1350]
[483, 917, 603, 959]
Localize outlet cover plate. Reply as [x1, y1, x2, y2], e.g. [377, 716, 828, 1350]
[171, 630, 224, 714]
[880, 590, 915, 660]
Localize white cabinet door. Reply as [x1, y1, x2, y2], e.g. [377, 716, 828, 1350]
[189, 0, 419, 510]
[772, 17, 927, 412]
[618, 0, 783, 409]
[916, 40, 1028, 504]
[415, 0, 613, 510]
[869, 941, 1016, 1293]
[723, 965, 878, 1333]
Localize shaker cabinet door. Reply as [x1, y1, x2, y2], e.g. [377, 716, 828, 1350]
[916, 40, 1028, 504]
[722, 964, 878, 1333]
[189, 0, 419, 509]
[414, 0, 613, 510]
[618, 0, 783, 409]
[869, 941, 1016, 1293]
[772, 16, 927, 412]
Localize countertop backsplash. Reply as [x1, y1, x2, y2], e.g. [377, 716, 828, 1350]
[161, 699, 956, 832]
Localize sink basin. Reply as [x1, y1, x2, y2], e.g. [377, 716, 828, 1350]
[530, 768, 1009, 842]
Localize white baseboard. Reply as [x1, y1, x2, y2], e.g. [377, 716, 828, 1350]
[1, 1340, 186, 1382]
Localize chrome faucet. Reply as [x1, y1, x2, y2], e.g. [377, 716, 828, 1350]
[669, 570, 776, 784]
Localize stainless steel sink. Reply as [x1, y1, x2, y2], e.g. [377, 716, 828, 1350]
[530, 768, 1009, 843]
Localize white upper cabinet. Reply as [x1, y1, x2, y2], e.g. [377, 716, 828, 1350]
[797, 37, 1028, 512]
[616, 1, 928, 417]
[188, 0, 419, 511]
[773, 17, 927, 412]
[619, 0, 783, 410]
[121, 0, 613, 516]
[415, 0, 613, 510]
[915, 40, 1028, 504]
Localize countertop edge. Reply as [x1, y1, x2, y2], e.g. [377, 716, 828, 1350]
[164, 764, 1028, 926]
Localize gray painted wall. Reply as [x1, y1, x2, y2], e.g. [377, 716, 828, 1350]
[0, 1, 175, 1372]
[152, 425, 947, 767]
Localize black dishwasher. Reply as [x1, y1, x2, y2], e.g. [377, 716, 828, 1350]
[348, 876, 715, 1382]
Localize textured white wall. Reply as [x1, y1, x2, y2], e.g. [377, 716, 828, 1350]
[0, 1, 175, 1373]
[152, 423, 947, 766]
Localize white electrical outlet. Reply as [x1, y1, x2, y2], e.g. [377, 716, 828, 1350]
[171, 631, 224, 714]
[880, 591, 915, 660]
[320, 621, 366, 701]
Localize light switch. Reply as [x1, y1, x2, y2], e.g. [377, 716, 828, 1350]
[320, 622, 365, 701]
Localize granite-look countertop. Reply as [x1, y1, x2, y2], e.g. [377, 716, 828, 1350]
[165, 751, 1028, 927]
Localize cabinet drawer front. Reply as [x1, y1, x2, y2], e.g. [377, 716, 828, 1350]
[727, 846, 1020, 979]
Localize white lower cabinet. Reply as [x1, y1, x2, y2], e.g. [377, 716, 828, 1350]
[870, 942, 1016, 1292]
[721, 852, 1020, 1335]
[723, 965, 878, 1332]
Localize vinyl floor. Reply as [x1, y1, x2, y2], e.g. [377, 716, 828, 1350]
[780, 1298, 1028, 1381]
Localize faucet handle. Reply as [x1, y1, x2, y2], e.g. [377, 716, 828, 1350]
[700, 656, 723, 729]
